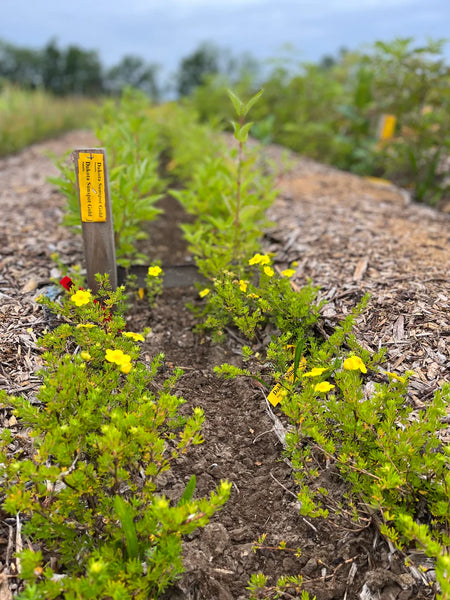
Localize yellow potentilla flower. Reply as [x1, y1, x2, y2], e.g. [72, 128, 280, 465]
[314, 381, 335, 393]
[385, 371, 406, 383]
[71, 289, 92, 306]
[147, 265, 162, 277]
[80, 351, 92, 361]
[76, 323, 95, 329]
[248, 293, 259, 299]
[263, 266, 274, 277]
[105, 349, 131, 366]
[199, 288, 210, 298]
[281, 269, 296, 278]
[303, 367, 327, 378]
[239, 280, 248, 292]
[120, 361, 132, 374]
[343, 356, 367, 373]
[122, 332, 145, 342]
[249, 253, 271, 266]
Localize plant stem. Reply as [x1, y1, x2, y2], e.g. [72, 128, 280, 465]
[233, 117, 244, 254]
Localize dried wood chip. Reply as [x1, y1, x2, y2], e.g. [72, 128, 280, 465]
[0, 576, 13, 600]
[21, 278, 38, 294]
[393, 315, 405, 341]
[352, 256, 369, 281]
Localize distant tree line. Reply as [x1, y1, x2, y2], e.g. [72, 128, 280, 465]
[0, 39, 160, 98]
[0, 38, 259, 99]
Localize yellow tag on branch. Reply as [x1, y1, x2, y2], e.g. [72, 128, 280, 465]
[78, 152, 106, 222]
[267, 356, 307, 407]
[268, 364, 294, 407]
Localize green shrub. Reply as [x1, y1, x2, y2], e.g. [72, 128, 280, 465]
[0, 278, 230, 599]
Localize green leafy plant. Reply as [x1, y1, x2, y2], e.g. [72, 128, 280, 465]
[215, 283, 450, 596]
[0, 277, 230, 599]
[247, 572, 313, 600]
[171, 89, 277, 279]
[195, 253, 319, 344]
[187, 37, 450, 206]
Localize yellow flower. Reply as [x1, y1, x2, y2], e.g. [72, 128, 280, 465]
[122, 331, 145, 342]
[343, 356, 367, 373]
[263, 266, 274, 277]
[120, 361, 132, 374]
[303, 367, 327, 378]
[105, 349, 131, 366]
[291, 261, 299, 267]
[138, 288, 145, 300]
[76, 323, 95, 329]
[70, 289, 92, 306]
[199, 288, 210, 298]
[281, 269, 296, 278]
[248, 293, 259, 299]
[385, 371, 406, 383]
[147, 265, 162, 277]
[239, 280, 248, 292]
[249, 253, 271, 266]
[80, 351, 92, 361]
[314, 381, 335, 393]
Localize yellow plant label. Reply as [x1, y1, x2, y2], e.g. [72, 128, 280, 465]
[379, 114, 397, 141]
[267, 356, 306, 407]
[268, 363, 296, 407]
[78, 152, 106, 222]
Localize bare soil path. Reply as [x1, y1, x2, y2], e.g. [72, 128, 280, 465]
[0, 131, 449, 599]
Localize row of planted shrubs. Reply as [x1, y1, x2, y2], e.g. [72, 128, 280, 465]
[1, 89, 449, 598]
[187, 37, 450, 207]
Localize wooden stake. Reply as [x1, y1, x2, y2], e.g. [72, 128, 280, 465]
[73, 148, 117, 294]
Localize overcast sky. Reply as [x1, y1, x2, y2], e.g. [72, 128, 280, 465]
[1, 0, 449, 79]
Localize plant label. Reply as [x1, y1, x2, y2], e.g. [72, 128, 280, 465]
[268, 363, 295, 406]
[73, 148, 117, 293]
[77, 152, 106, 222]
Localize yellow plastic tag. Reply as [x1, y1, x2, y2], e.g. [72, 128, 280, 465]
[78, 152, 106, 222]
[268, 364, 295, 407]
[267, 356, 307, 407]
[379, 114, 397, 141]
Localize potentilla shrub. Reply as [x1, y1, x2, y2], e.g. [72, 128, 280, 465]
[0, 277, 230, 599]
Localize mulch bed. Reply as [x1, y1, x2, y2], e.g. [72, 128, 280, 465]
[0, 131, 449, 599]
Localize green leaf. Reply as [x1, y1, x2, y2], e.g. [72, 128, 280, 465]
[293, 339, 305, 382]
[114, 495, 139, 560]
[236, 122, 253, 143]
[178, 475, 196, 506]
[242, 88, 264, 117]
[227, 89, 243, 116]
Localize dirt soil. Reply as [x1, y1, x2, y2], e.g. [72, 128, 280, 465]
[0, 131, 449, 600]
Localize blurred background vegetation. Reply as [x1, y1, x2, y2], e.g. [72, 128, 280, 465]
[1, 36, 448, 206]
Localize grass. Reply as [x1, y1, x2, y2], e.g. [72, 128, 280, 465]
[0, 83, 97, 156]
